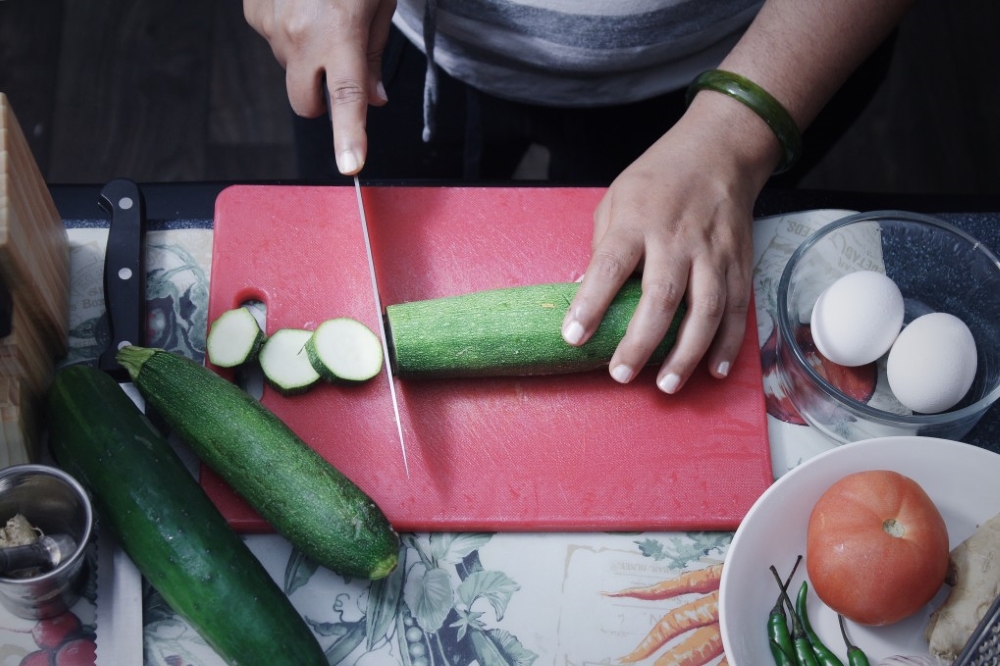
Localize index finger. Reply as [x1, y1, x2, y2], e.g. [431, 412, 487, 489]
[562, 224, 643, 347]
[326, 69, 369, 175]
[327, 1, 396, 175]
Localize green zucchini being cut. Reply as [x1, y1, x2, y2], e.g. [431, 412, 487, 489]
[385, 278, 685, 378]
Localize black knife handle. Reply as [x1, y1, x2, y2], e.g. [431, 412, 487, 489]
[97, 179, 146, 376]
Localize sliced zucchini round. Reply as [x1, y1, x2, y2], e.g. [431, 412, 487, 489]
[305, 317, 383, 383]
[206, 306, 266, 368]
[259, 328, 320, 394]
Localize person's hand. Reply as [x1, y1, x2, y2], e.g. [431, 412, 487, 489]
[243, 0, 397, 175]
[561, 92, 781, 394]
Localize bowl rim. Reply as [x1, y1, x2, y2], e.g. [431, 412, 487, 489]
[775, 209, 1000, 425]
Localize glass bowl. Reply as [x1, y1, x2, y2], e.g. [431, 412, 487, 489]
[776, 210, 1000, 443]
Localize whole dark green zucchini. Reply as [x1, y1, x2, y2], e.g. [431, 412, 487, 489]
[385, 278, 686, 378]
[116, 346, 399, 580]
[47, 364, 327, 666]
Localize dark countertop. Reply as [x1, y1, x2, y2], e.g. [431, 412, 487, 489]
[49, 181, 1000, 226]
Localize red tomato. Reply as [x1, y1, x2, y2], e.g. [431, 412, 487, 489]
[806, 470, 949, 626]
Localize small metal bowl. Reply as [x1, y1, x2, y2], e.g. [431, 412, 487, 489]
[776, 210, 1000, 444]
[0, 464, 93, 619]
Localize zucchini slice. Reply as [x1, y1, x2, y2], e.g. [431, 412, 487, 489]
[305, 317, 383, 383]
[259, 328, 320, 394]
[206, 306, 265, 368]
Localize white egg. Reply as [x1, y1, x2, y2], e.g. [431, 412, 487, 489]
[810, 271, 905, 367]
[887, 312, 978, 414]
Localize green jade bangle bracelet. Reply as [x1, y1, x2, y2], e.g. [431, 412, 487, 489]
[686, 69, 802, 174]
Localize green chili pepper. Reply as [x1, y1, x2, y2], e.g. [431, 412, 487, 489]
[768, 599, 795, 666]
[838, 614, 871, 666]
[770, 637, 796, 666]
[796, 580, 845, 666]
[770, 565, 820, 666]
[767, 557, 801, 666]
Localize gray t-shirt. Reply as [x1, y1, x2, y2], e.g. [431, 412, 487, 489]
[393, 0, 764, 107]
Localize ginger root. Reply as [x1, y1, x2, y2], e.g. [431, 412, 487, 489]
[0, 513, 41, 548]
[925, 511, 1000, 661]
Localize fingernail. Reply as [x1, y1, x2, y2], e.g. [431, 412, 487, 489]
[610, 364, 633, 384]
[658, 372, 681, 394]
[562, 319, 585, 345]
[375, 81, 388, 102]
[717, 361, 731, 377]
[337, 150, 361, 175]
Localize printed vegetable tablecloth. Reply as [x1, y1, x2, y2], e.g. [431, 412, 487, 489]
[2, 208, 997, 665]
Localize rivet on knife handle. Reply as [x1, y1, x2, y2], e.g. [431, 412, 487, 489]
[97, 178, 146, 379]
[354, 177, 409, 478]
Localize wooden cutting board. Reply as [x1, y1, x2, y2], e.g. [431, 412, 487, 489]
[205, 185, 772, 532]
[0, 93, 70, 465]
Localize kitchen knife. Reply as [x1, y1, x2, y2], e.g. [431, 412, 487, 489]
[93, 178, 146, 666]
[97, 179, 146, 382]
[354, 177, 409, 478]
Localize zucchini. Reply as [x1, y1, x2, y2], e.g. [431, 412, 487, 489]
[385, 278, 685, 378]
[116, 346, 399, 580]
[305, 317, 383, 383]
[259, 328, 321, 394]
[46, 364, 327, 666]
[206, 305, 265, 368]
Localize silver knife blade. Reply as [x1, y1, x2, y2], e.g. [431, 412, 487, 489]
[354, 177, 409, 478]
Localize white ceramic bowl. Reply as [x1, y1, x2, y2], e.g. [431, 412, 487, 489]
[719, 436, 1000, 665]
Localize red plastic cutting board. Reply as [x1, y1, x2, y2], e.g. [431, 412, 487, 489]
[205, 185, 772, 532]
